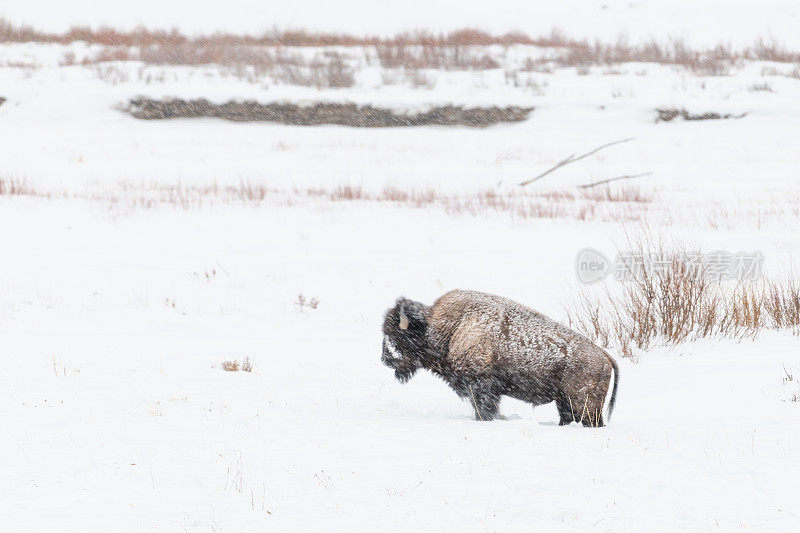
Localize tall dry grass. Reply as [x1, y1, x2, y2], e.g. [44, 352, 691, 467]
[4, 18, 800, 72]
[2, 180, 798, 229]
[0, 178, 659, 224]
[566, 233, 800, 358]
[0, 177, 35, 196]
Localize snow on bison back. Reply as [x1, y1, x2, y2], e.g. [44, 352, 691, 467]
[381, 289, 619, 426]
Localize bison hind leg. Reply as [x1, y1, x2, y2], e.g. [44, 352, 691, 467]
[577, 406, 604, 427]
[556, 396, 605, 427]
[583, 413, 604, 428]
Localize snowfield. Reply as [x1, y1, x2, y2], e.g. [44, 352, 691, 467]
[2, 27, 800, 533]
[2, 200, 799, 531]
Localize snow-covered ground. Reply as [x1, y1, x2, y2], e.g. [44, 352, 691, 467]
[2, 33, 800, 531]
[2, 44, 800, 200]
[2, 200, 799, 531]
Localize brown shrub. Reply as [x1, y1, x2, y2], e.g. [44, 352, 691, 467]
[0, 177, 34, 196]
[566, 234, 800, 358]
[656, 108, 748, 122]
[375, 43, 500, 70]
[126, 99, 533, 127]
[296, 294, 319, 312]
[222, 357, 253, 372]
[6, 18, 800, 71]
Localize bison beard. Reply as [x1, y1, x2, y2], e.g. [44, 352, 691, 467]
[381, 290, 620, 427]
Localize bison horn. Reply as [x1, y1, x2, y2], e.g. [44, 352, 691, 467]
[399, 303, 409, 330]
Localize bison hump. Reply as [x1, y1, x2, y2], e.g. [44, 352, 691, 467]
[446, 314, 496, 373]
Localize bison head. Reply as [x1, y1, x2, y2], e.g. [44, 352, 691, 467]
[381, 297, 430, 383]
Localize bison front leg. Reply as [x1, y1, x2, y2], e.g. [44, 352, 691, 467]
[467, 383, 500, 421]
[556, 402, 574, 426]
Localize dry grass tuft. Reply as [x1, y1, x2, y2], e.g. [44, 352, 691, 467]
[760, 65, 800, 79]
[749, 82, 774, 92]
[381, 68, 437, 89]
[0, 177, 35, 196]
[566, 233, 800, 358]
[581, 185, 653, 203]
[782, 365, 800, 402]
[296, 294, 319, 312]
[375, 43, 500, 70]
[222, 357, 253, 372]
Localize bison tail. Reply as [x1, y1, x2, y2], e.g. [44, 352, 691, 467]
[606, 354, 620, 421]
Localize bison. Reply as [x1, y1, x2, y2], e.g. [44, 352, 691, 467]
[381, 289, 619, 426]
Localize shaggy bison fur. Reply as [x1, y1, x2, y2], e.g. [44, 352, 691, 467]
[381, 290, 619, 426]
